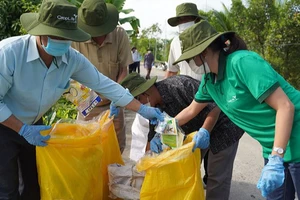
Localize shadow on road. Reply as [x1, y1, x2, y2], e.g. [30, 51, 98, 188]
[230, 181, 264, 200]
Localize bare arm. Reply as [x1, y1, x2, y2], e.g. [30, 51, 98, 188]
[202, 106, 221, 132]
[116, 66, 128, 83]
[264, 87, 294, 157]
[1, 115, 23, 133]
[164, 70, 178, 78]
[175, 100, 208, 126]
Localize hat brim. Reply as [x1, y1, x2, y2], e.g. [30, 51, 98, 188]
[131, 76, 157, 97]
[20, 13, 90, 42]
[167, 14, 200, 27]
[78, 4, 119, 37]
[173, 31, 234, 65]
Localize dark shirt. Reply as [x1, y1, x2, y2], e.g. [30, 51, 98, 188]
[144, 52, 154, 68]
[148, 75, 244, 154]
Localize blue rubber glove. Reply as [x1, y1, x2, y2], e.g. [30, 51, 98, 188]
[18, 124, 51, 146]
[150, 133, 163, 153]
[192, 127, 210, 152]
[257, 155, 285, 197]
[137, 104, 164, 125]
[109, 102, 120, 118]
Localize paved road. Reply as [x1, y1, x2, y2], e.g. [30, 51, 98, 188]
[122, 67, 265, 200]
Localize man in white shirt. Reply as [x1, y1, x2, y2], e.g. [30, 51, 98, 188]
[165, 3, 204, 80]
[129, 47, 141, 73]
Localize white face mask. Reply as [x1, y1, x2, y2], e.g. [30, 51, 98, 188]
[188, 59, 211, 75]
[178, 21, 195, 33]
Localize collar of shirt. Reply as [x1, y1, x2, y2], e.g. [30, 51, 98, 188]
[27, 36, 68, 66]
[216, 51, 227, 81]
[85, 32, 113, 47]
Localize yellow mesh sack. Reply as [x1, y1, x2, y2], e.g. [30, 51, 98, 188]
[136, 132, 205, 200]
[36, 110, 123, 200]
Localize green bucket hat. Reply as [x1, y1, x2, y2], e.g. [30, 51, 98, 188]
[173, 21, 234, 65]
[120, 73, 157, 97]
[168, 3, 203, 27]
[20, 0, 90, 42]
[78, 0, 119, 37]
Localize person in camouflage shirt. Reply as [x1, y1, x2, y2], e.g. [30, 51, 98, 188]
[120, 73, 244, 200]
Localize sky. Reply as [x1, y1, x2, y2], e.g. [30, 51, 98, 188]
[120, 0, 232, 39]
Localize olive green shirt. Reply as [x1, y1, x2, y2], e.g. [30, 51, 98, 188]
[72, 26, 133, 105]
[195, 50, 300, 162]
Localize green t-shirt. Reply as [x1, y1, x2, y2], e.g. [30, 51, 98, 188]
[195, 50, 300, 162]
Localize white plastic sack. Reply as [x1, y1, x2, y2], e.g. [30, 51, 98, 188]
[108, 163, 145, 200]
[130, 113, 149, 161]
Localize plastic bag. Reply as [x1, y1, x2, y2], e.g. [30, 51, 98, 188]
[63, 80, 101, 118]
[136, 132, 205, 200]
[155, 112, 185, 149]
[130, 113, 149, 162]
[108, 161, 145, 200]
[37, 110, 124, 200]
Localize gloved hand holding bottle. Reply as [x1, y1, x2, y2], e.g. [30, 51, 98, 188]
[150, 133, 163, 153]
[137, 104, 164, 124]
[257, 155, 285, 197]
[192, 127, 210, 152]
[18, 124, 51, 146]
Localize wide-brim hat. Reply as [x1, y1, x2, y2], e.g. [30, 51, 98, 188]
[168, 3, 203, 27]
[78, 0, 119, 37]
[173, 21, 234, 65]
[120, 73, 157, 97]
[20, 0, 90, 42]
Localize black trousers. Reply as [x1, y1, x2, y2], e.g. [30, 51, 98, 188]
[136, 61, 140, 74]
[129, 62, 139, 73]
[0, 119, 42, 200]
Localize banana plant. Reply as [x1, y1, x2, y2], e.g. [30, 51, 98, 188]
[211, 3, 233, 32]
[69, 0, 140, 37]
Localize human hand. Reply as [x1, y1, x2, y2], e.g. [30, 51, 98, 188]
[150, 133, 163, 153]
[137, 104, 164, 125]
[192, 127, 210, 152]
[257, 155, 284, 197]
[109, 102, 120, 118]
[18, 124, 51, 146]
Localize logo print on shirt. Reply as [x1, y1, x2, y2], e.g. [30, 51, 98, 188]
[228, 95, 238, 103]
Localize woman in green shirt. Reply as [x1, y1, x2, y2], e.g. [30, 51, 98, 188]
[174, 20, 300, 199]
